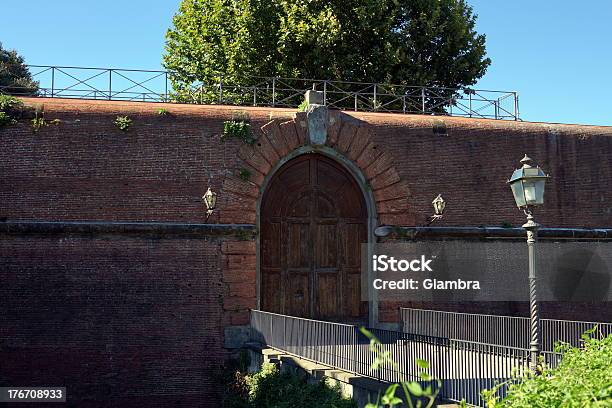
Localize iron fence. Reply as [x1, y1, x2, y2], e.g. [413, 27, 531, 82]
[250, 310, 532, 407]
[2, 65, 520, 120]
[400, 307, 612, 353]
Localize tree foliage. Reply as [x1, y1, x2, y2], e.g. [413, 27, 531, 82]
[0, 43, 38, 95]
[498, 333, 612, 408]
[164, 0, 490, 95]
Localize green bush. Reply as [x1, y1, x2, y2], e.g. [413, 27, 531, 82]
[114, 115, 132, 131]
[0, 94, 23, 126]
[247, 362, 356, 408]
[495, 332, 612, 407]
[222, 120, 255, 145]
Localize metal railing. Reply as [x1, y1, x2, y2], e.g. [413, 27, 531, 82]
[2, 65, 520, 120]
[250, 310, 533, 407]
[400, 308, 612, 353]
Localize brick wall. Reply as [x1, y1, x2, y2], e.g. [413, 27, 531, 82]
[0, 233, 232, 407]
[1, 98, 612, 405]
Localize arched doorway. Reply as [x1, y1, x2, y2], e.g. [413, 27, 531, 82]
[260, 153, 368, 322]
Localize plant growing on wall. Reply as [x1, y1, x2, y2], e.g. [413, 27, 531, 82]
[297, 99, 309, 112]
[114, 115, 132, 131]
[157, 108, 168, 115]
[238, 167, 252, 181]
[222, 120, 255, 145]
[0, 94, 23, 126]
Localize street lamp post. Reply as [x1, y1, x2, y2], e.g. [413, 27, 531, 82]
[508, 155, 550, 372]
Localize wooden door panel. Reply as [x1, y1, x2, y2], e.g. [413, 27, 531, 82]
[314, 223, 338, 269]
[286, 273, 309, 317]
[316, 272, 339, 318]
[261, 221, 281, 268]
[287, 222, 310, 269]
[261, 270, 281, 313]
[345, 272, 361, 317]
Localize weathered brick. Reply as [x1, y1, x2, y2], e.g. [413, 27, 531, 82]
[228, 310, 250, 325]
[223, 267, 256, 283]
[294, 112, 308, 145]
[253, 131, 281, 166]
[327, 113, 343, 146]
[364, 151, 394, 180]
[221, 193, 256, 213]
[222, 241, 256, 255]
[228, 282, 256, 298]
[376, 197, 411, 213]
[370, 167, 401, 190]
[222, 176, 259, 199]
[356, 141, 383, 170]
[219, 209, 256, 224]
[223, 296, 256, 311]
[239, 163, 265, 186]
[336, 121, 358, 153]
[262, 120, 290, 157]
[279, 120, 300, 150]
[347, 126, 371, 161]
[379, 212, 416, 226]
[373, 181, 411, 202]
[239, 144, 272, 175]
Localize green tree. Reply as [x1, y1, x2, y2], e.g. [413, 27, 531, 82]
[0, 43, 38, 95]
[164, 0, 490, 103]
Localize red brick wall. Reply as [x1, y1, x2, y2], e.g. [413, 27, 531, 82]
[3, 99, 611, 227]
[0, 234, 235, 407]
[2, 98, 612, 405]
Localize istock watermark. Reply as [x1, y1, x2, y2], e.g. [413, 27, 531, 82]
[361, 242, 612, 302]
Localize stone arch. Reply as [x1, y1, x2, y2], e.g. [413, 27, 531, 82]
[219, 110, 414, 226]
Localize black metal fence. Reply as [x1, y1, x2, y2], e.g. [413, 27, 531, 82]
[250, 310, 532, 407]
[3, 65, 520, 120]
[400, 308, 612, 351]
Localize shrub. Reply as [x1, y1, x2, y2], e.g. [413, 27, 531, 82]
[222, 120, 254, 145]
[238, 168, 252, 181]
[114, 115, 132, 131]
[297, 99, 309, 112]
[0, 110, 15, 126]
[493, 330, 612, 407]
[244, 362, 356, 408]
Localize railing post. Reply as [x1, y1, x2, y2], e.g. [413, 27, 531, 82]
[218, 78, 223, 103]
[354, 93, 358, 111]
[469, 92, 473, 118]
[200, 84, 204, 104]
[514, 92, 519, 120]
[403, 95, 406, 114]
[323, 80, 327, 105]
[108, 69, 112, 100]
[51, 67, 55, 98]
[253, 86, 257, 106]
[165, 71, 168, 102]
[272, 77, 276, 107]
[421, 87, 426, 113]
[495, 99, 499, 119]
[373, 84, 377, 111]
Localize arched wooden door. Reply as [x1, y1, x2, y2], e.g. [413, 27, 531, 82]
[260, 154, 367, 322]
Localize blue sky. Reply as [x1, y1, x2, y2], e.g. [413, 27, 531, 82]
[1, 1, 610, 125]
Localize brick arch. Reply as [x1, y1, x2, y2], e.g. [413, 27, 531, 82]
[219, 111, 414, 226]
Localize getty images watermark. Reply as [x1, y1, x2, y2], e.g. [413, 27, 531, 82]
[371, 254, 481, 291]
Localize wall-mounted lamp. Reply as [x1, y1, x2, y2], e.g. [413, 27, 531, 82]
[431, 194, 446, 222]
[202, 187, 217, 221]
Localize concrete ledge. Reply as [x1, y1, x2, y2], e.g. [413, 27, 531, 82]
[375, 225, 612, 241]
[0, 221, 256, 240]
